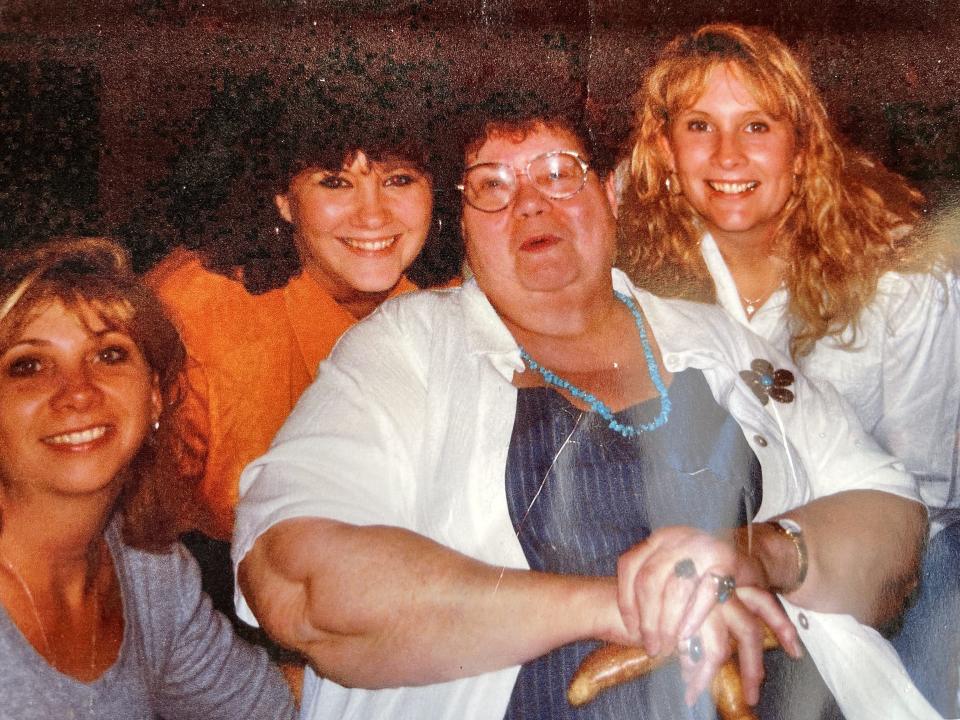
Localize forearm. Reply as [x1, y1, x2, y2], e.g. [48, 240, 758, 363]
[742, 490, 926, 625]
[238, 517, 624, 688]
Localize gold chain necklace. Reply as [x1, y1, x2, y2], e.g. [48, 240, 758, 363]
[739, 281, 785, 319]
[0, 549, 100, 673]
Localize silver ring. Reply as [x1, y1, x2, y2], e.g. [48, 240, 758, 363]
[712, 573, 736, 603]
[673, 558, 696, 579]
[679, 635, 703, 663]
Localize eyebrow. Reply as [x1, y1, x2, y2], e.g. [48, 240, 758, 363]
[305, 161, 422, 177]
[3, 338, 48, 350]
[373, 160, 422, 171]
[4, 327, 118, 351]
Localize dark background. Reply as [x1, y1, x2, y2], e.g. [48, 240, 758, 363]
[3, 0, 959, 268]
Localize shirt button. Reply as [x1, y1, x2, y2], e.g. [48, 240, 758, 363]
[753, 435, 768, 447]
[798, 612, 809, 629]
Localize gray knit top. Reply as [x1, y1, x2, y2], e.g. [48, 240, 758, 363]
[0, 525, 296, 720]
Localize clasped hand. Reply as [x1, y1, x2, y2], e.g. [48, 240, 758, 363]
[613, 526, 802, 706]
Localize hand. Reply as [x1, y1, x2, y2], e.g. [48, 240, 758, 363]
[615, 526, 801, 704]
[677, 586, 800, 705]
[616, 526, 749, 654]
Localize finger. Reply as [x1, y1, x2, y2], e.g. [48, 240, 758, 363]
[616, 541, 658, 639]
[683, 614, 730, 706]
[628, 546, 692, 656]
[634, 559, 669, 656]
[636, 552, 701, 656]
[677, 634, 703, 686]
[677, 565, 731, 640]
[657, 564, 699, 656]
[736, 586, 803, 659]
[721, 601, 766, 706]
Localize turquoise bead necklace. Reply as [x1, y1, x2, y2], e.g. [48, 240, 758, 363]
[518, 290, 672, 437]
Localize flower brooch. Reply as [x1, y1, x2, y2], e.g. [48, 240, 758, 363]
[740, 359, 795, 405]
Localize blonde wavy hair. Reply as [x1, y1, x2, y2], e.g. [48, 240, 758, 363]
[618, 23, 935, 357]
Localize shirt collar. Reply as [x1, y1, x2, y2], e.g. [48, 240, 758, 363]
[461, 268, 730, 381]
[612, 268, 732, 374]
[700, 233, 788, 333]
[461, 277, 525, 381]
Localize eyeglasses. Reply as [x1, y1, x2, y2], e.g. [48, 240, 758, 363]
[457, 150, 590, 213]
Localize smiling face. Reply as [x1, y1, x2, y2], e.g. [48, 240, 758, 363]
[275, 151, 433, 305]
[461, 124, 619, 326]
[660, 63, 801, 250]
[0, 300, 160, 500]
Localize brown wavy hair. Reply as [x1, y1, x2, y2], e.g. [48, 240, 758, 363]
[0, 237, 208, 550]
[618, 23, 936, 357]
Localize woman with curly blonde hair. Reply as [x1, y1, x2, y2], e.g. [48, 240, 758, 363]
[618, 22, 960, 714]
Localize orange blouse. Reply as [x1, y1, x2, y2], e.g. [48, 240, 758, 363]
[148, 249, 419, 540]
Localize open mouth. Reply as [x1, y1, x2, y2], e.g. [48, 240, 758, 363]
[520, 234, 562, 251]
[43, 425, 109, 446]
[340, 235, 399, 252]
[707, 181, 759, 194]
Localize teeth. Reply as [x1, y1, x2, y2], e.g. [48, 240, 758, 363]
[341, 235, 398, 251]
[708, 181, 759, 194]
[45, 426, 108, 446]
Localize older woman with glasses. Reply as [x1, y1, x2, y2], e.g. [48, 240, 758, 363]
[231, 110, 934, 720]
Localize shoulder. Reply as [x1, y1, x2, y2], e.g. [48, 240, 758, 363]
[627, 283, 777, 363]
[113, 536, 199, 598]
[109, 533, 204, 641]
[335, 284, 470, 351]
[315, 284, 488, 406]
[875, 269, 959, 304]
[147, 249, 225, 297]
[146, 249, 287, 352]
[147, 249, 276, 319]
[866, 270, 960, 331]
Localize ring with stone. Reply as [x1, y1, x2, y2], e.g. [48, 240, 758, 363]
[712, 573, 736, 603]
[673, 558, 697, 579]
[678, 635, 703, 663]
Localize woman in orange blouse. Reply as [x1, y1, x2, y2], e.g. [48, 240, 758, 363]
[149, 86, 461, 542]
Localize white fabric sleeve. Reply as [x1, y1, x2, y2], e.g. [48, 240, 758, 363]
[875, 273, 960, 512]
[232, 308, 427, 622]
[780, 600, 949, 720]
[769, 356, 921, 505]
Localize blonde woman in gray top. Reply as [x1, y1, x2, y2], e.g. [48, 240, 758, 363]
[0, 238, 294, 719]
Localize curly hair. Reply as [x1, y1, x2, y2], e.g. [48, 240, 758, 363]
[166, 65, 462, 294]
[0, 237, 207, 550]
[618, 23, 936, 357]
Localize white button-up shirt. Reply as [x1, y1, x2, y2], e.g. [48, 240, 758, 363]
[234, 271, 941, 720]
[701, 233, 960, 530]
